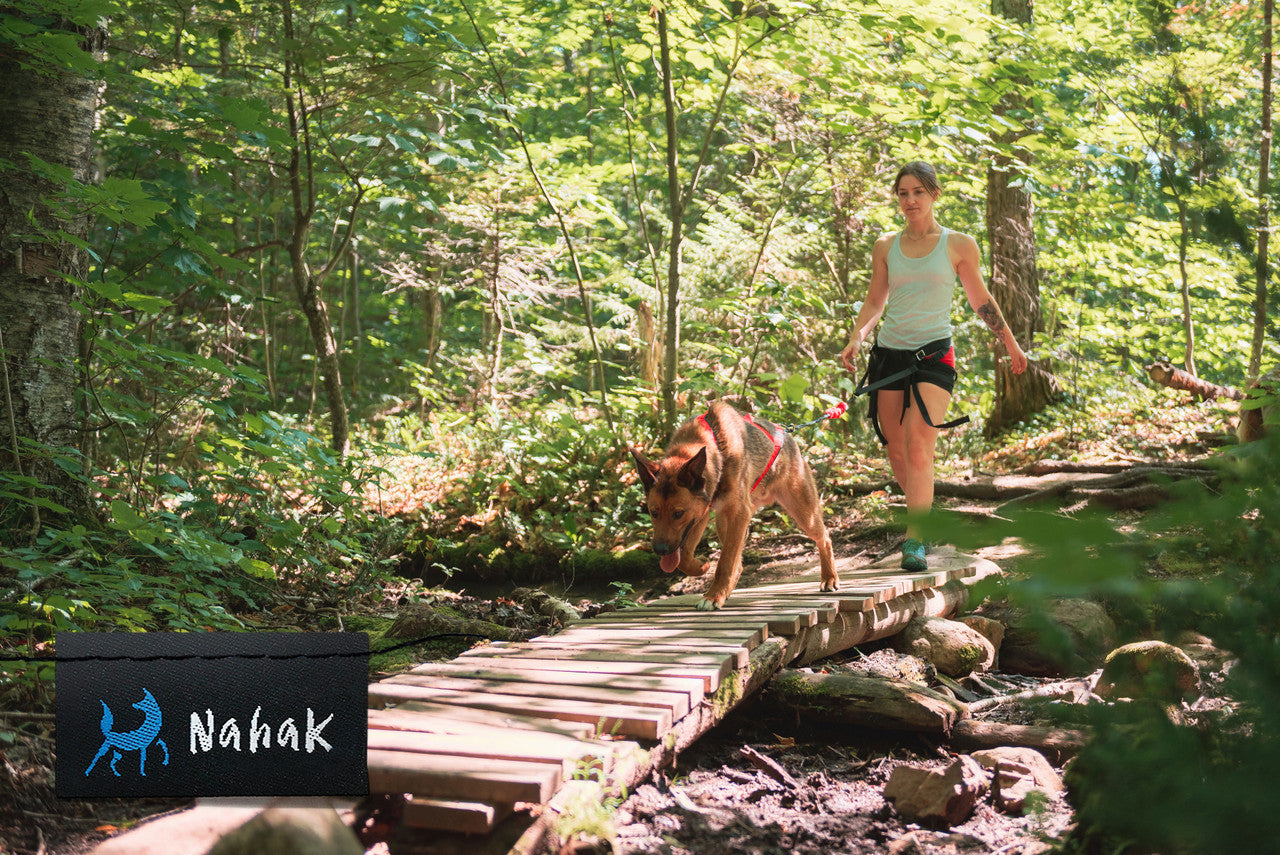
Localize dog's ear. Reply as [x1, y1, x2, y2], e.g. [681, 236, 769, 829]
[677, 446, 707, 492]
[630, 447, 659, 492]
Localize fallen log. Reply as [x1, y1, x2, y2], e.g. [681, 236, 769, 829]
[766, 670, 1089, 764]
[768, 670, 969, 733]
[950, 720, 1087, 765]
[1020, 460, 1215, 477]
[967, 678, 1092, 713]
[1146, 361, 1244, 401]
[996, 465, 1216, 513]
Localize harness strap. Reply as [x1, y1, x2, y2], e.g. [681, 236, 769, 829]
[859, 346, 970, 444]
[741, 413, 783, 493]
[699, 411, 782, 494]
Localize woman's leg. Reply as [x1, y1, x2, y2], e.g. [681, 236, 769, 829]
[877, 384, 952, 540]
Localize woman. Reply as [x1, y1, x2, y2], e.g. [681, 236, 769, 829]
[840, 161, 1028, 570]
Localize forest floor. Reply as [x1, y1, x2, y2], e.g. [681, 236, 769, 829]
[0, 395, 1242, 855]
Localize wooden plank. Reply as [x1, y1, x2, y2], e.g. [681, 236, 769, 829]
[522, 624, 768, 646]
[384, 674, 693, 719]
[524, 628, 764, 651]
[460, 643, 741, 670]
[367, 728, 609, 777]
[740, 579, 909, 605]
[411, 654, 729, 692]
[518, 641, 750, 670]
[651, 590, 879, 613]
[528, 631, 758, 650]
[593, 608, 816, 631]
[368, 707, 624, 753]
[635, 601, 840, 623]
[367, 699, 597, 739]
[367, 683, 673, 740]
[367, 748, 560, 803]
[403, 797, 512, 834]
[403, 662, 708, 705]
[745, 573, 914, 591]
[579, 613, 805, 635]
[638, 592, 843, 608]
[565, 615, 775, 626]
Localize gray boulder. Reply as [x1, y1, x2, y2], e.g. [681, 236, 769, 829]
[893, 616, 996, 678]
[976, 599, 1116, 676]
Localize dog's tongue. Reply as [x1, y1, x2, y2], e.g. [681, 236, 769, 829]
[659, 550, 681, 574]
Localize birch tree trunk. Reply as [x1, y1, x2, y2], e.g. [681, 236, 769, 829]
[985, 0, 1061, 436]
[0, 12, 104, 526]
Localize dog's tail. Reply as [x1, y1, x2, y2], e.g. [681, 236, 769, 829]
[98, 700, 114, 735]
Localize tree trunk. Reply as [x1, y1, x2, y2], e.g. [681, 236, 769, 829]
[282, 0, 350, 457]
[985, 0, 1060, 437]
[658, 8, 684, 435]
[1176, 200, 1197, 376]
[1253, 0, 1274, 384]
[0, 12, 104, 530]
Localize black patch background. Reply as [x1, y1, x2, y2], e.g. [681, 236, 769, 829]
[56, 632, 368, 798]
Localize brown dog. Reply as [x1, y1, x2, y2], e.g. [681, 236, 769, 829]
[631, 401, 838, 610]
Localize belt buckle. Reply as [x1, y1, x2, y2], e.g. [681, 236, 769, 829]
[915, 348, 928, 362]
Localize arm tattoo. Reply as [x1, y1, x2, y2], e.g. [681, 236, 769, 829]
[976, 300, 1007, 336]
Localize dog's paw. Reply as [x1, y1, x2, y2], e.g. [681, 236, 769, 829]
[819, 580, 839, 592]
[696, 597, 723, 611]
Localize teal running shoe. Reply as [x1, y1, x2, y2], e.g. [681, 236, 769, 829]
[901, 538, 928, 571]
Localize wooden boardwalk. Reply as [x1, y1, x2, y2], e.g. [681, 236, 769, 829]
[365, 547, 999, 847]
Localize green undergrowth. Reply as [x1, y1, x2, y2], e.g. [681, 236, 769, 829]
[939, 420, 1280, 855]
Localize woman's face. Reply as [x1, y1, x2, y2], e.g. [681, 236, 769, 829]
[895, 173, 938, 223]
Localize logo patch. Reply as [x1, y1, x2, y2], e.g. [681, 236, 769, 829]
[56, 632, 368, 798]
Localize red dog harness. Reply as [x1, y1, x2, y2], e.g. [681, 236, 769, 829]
[698, 411, 782, 493]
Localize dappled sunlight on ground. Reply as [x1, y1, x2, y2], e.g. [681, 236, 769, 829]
[980, 397, 1238, 471]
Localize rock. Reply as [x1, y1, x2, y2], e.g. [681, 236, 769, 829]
[960, 616, 1005, 659]
[1094, 640, 1201, 702]
[893, 616, 995, 678]
[1173, 631, 1235, 673]
[887, 832, 928, 855]
[971, 747, 1062, 814]
[991, 762, 1039, 814]
[883, 757, 989, 827]
[976, 599, 1116, 676]
[206, 805, 363, 855]
[969, 747, 1064, 794]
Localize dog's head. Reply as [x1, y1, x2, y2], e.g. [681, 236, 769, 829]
[631, 446, 712, 576]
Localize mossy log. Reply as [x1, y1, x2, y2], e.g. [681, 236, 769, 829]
[386, 604, 521, 642]
[768, 670, 969, 733]
[767, 671, 1089, 763]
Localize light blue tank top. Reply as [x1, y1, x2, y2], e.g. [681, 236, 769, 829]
[876, 227, 956, 350]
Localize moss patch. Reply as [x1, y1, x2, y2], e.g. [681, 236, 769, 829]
[346, 614, 476, 677]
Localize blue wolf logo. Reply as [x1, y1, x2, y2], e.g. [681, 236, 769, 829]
[85, 688, 170, 777]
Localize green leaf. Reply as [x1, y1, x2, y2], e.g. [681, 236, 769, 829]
[779, 373, 809, 403]
[109, 499, 144, 531]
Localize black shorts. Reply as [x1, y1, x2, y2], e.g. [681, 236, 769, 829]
[861, 338, 964, 444]
[865, 338, 958, 394]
